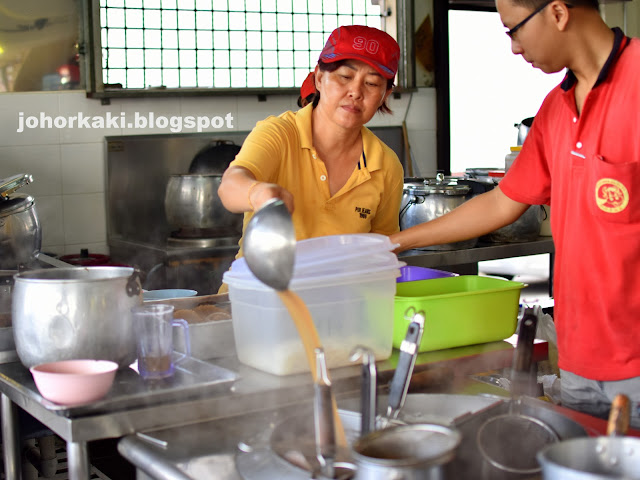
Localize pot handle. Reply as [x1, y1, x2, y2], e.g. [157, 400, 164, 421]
[126, 269, 143, 297]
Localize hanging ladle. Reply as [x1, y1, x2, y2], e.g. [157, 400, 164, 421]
[380, 307, 425, 428]
[350, 346, 378, 437]
[243, 197, 295, 291]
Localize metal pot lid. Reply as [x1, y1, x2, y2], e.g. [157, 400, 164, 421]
[188, 140, 241, 174]
[0, 173, 33, 199]
[403, 173, 470, 196]
[0, 194, 35, 217]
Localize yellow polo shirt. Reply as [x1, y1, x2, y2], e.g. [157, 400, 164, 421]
[230, 103, 404, 258]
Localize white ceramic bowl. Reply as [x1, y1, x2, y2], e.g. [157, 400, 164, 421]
[30, 359, 118, 405]
[143, 289, 198, 301]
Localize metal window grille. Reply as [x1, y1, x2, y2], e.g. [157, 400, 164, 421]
[99, 0, 385, 91]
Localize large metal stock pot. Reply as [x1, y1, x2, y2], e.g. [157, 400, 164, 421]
[400, 174, 477, 250]
[164, 174, 243, 233]
[0, 174, 41, 269]
[12, 267, 142, 368]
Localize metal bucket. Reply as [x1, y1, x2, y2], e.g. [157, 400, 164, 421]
[12, 267, 142, 368]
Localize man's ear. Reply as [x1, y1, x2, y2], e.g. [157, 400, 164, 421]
[549, 1, 571, 31]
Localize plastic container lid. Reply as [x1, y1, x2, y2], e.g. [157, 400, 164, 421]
[224, 233, 404, 290]
[295, 233, 397, 265]
[225, 254, 404, 289]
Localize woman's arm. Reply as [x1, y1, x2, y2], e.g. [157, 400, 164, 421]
[218, 166, 295, 213]
[390, 186, 530, 252]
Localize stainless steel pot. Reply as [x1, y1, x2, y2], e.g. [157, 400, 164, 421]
[12, 267, 142, 368]
[400, 174, 477, 250]
[537, 437, 640, 479]
[482, 205, 544, 243]
[352, 423, 461, 480]
[164, 174, 243, 233]
[0, 173, 42, 270]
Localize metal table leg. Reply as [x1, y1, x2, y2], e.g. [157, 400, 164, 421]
[1, 393, 22, 480]
[66, 441, 91, 480]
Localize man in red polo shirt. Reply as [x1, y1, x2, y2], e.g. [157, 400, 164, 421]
[391, 0, 640, 426]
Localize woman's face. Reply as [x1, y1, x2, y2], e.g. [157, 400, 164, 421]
[315, 60, 391, 129]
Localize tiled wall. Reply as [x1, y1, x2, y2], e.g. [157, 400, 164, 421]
[0, 89, 437, 255]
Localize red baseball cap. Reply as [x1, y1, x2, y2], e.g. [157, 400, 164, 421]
[318, 25, 399, 79]
[300, 72, 316, 99]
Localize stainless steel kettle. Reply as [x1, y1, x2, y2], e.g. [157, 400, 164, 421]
[0, 174, 41, 269]
[515, 117, 534, 145]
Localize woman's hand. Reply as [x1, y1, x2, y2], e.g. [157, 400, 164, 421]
[218, 166, 295, 213]
[248, 182, 295, 213]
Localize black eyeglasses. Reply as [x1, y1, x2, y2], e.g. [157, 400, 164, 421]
[506, 0, 553, 39]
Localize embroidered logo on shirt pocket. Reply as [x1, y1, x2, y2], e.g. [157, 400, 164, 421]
[587, 154, 638, 223]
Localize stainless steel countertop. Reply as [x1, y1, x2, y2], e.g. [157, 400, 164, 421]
[399, 237, 554, 269]
[0, 339, 533, 444]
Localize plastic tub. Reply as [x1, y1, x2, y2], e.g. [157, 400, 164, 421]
[224, 268, 400, 376]
[394, 276, 525, 352]
[397, 266, 458, 283]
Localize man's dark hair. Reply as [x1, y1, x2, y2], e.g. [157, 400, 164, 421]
[511, 0, 599, 9]
[311, 60, 394, 114]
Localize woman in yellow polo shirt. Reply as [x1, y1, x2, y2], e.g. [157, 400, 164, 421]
[218, 25, 404, 261]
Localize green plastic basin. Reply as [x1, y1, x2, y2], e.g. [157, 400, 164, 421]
[394, 275, 525, 352]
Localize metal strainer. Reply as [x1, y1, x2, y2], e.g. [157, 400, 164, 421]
[477, 412, 558, 474]
[476, 305, 559, 475]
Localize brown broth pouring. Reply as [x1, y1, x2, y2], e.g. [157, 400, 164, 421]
[277, 289, 347, 448]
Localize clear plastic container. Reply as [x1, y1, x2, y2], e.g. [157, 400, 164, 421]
[225, 268, 398, 375]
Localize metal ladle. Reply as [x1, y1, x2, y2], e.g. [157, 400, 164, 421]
[243, 198, 295, 291]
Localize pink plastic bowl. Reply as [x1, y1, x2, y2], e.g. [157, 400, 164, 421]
[30, 359, 118, 406]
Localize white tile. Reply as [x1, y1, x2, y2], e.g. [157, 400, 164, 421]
[119, 97, 182, 135]
[178, 97, 238, 133]
[0, 145, 62, 196]
[58, 92, 123, 143]
[62, 242, 109, 256]
[0, 93, 61, 146]
[235, 95, 295, 130]
[39, 245, 65, 257]
[60, 143, 105, 194]
[404, 88, 437, 130]
[35, 195, 65, 247]
[407, 129, 437, 177]
[367, 106, 404, 128]
[62, 193, 107, 244]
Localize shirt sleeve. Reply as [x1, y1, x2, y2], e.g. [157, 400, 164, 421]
[228, 115, 293, 182]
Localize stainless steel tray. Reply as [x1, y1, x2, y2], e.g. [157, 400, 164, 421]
[1, 354, 239, 418]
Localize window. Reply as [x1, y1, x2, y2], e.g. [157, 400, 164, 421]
[90, 0, 395, 96]
[434, 1, 565, 174]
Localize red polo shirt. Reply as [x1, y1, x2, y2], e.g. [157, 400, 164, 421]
[500, 28, 640, 380]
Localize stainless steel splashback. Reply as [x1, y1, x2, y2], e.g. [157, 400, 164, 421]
[106, 132, 249, 246]
[105, 127, 405, 247]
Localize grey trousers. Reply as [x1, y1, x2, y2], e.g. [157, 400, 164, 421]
[560, 369, 640, 429]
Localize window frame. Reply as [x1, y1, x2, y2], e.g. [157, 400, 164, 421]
[84, 0, 413, 99]
[433, 0, 497, 174]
